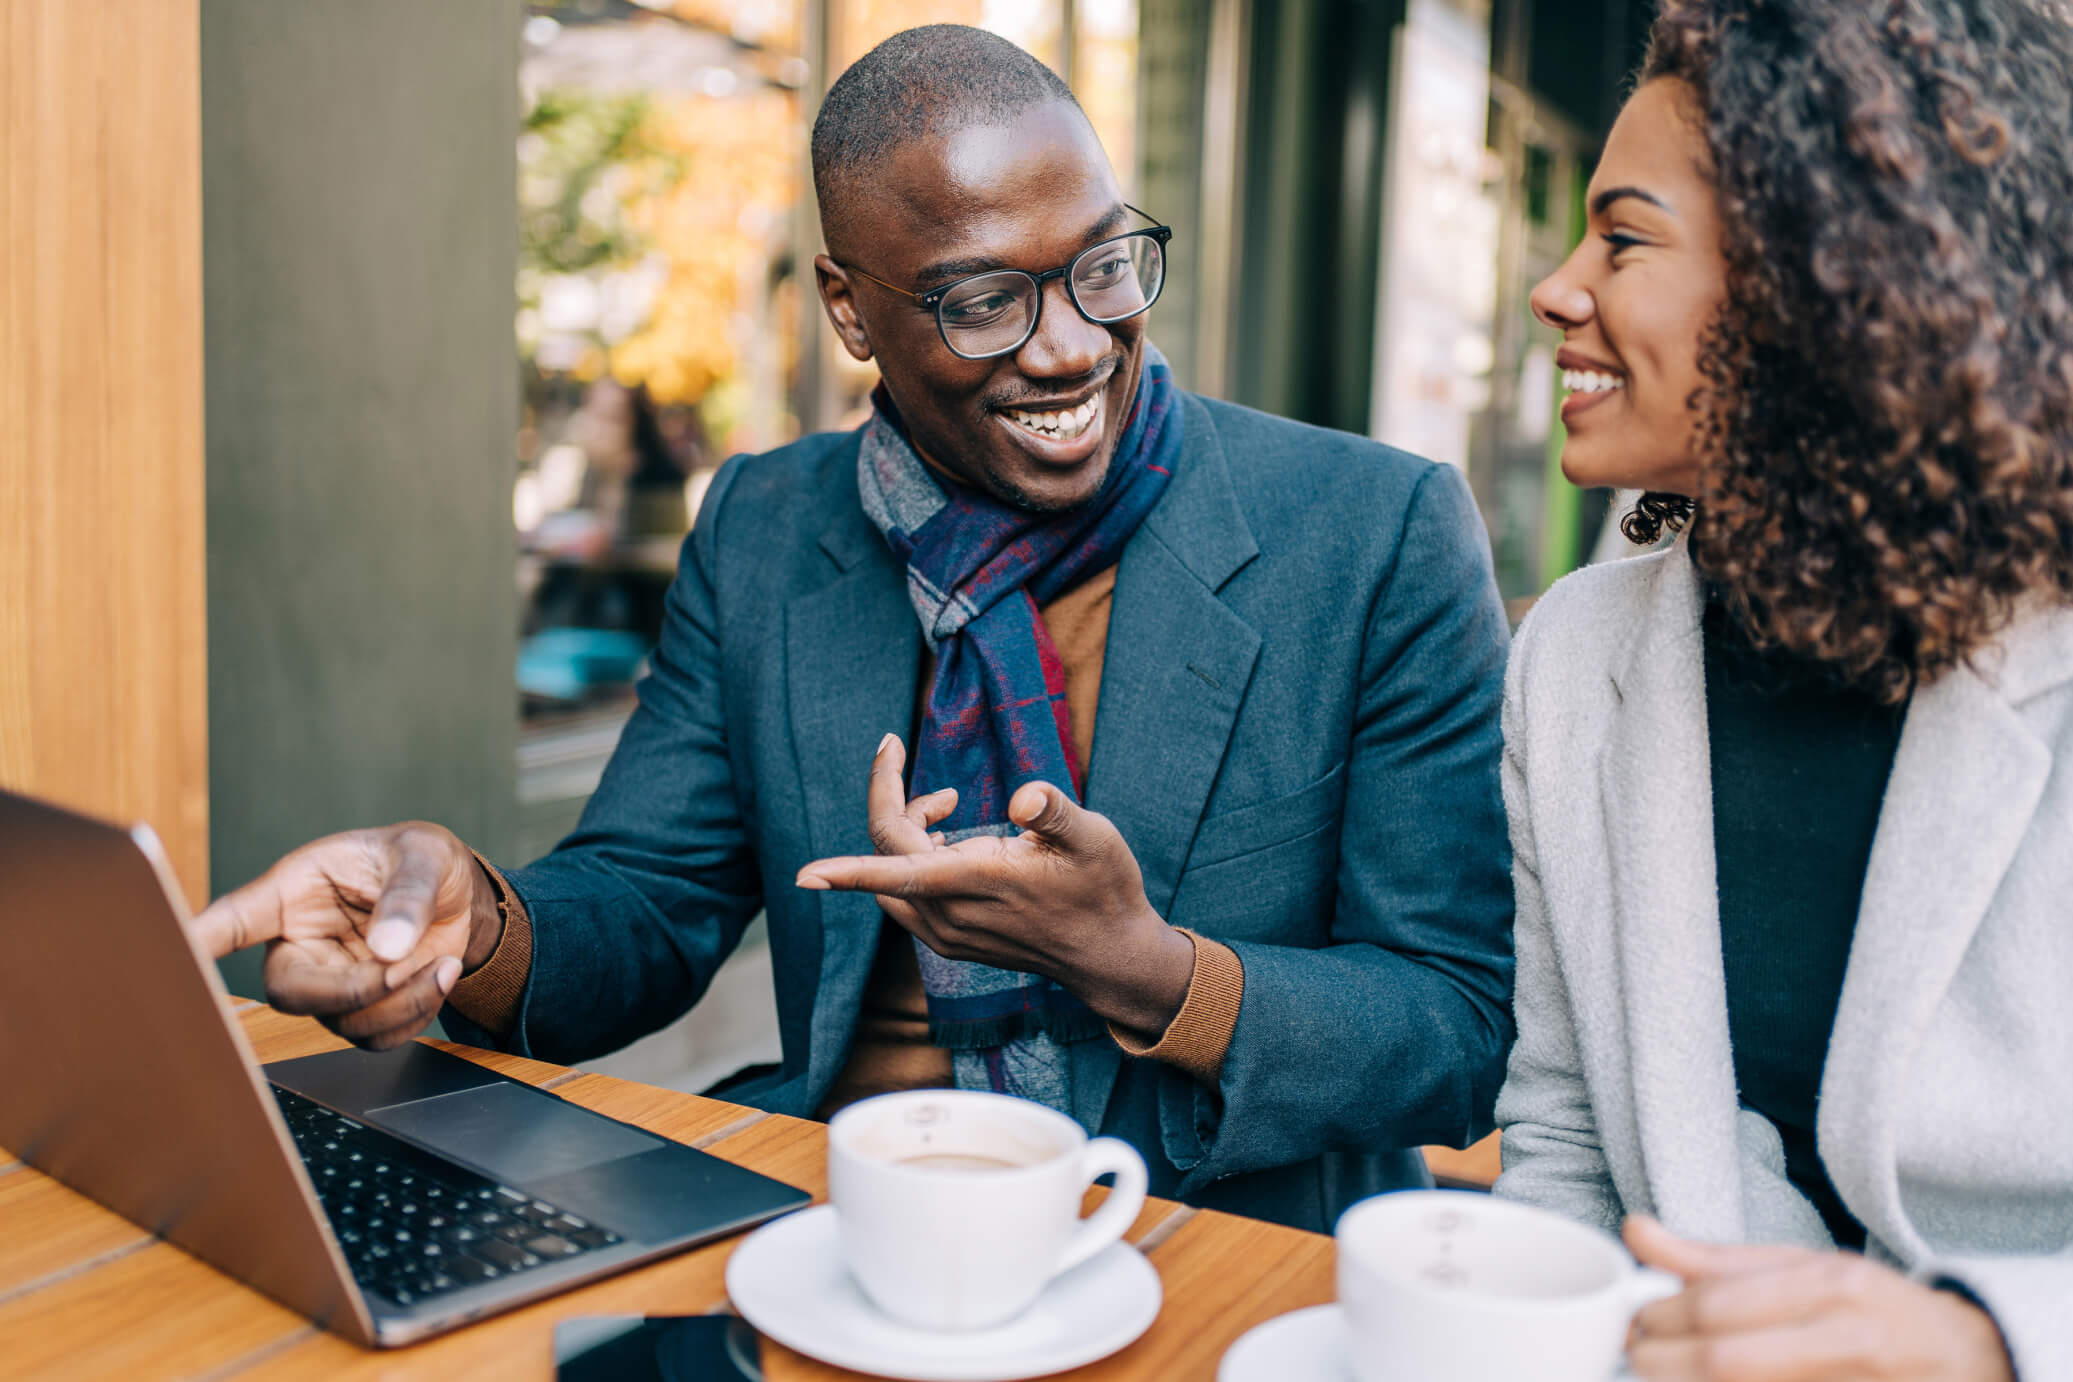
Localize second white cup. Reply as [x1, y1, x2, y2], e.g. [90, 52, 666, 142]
[827, 1089, 1150, 1332]
[1336, 1190, 1679, 1382]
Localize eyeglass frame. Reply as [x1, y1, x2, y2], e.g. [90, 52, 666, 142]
[836, 204, 1174, 361]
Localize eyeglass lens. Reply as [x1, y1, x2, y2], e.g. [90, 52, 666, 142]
[936, 234, 1165, 358]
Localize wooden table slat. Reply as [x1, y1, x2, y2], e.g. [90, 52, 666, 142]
[0, 1171, 155, 1300]
[0, 1242, 310, 1382]
[0, 1008, 1340, 1380]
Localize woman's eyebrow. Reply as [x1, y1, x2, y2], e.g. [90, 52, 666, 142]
[1590, 185, 1673, 217]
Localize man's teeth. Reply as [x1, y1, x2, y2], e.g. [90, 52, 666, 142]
[1562, 369, 1626, 394]
[1003, 398, 1099, 439]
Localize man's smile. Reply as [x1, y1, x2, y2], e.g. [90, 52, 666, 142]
[993, 389, 1107, 464]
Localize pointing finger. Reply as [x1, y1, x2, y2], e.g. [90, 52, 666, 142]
[190, 871, 289, 959]
[796, 849, 992, 898]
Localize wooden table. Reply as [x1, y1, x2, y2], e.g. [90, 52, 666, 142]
[0, 1003, 1335, 1381]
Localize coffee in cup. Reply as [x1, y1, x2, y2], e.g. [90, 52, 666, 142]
[1335, 1190, 1678, 1382]
[826, 1089, 1150, 1332]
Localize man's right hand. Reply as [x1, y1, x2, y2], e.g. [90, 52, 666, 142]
[190, 823, 502, 1050]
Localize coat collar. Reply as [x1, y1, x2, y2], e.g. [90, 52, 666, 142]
[1598, 539, 1750, 1241]
[1819, 601, 2069, 1254]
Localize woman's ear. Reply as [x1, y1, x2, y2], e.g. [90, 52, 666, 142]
[814, 254, 876, 362]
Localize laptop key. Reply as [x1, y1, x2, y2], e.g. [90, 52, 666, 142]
[569, 1228, 621, 1250]
[449, 1255, 499, 1284]
[525, 1234, 582, 1258]
[473, 1238, 538, 1272]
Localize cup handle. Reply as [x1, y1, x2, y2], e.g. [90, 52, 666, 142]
[1624, 1266, 1684, 1312]
[1055, 1136, 1149, 1278]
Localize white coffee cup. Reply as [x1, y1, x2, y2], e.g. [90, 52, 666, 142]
[826, 1089, 1150, 1332]
[1335, 1190, 1679, 1382]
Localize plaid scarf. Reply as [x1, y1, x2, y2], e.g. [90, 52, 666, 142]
[857, 344, 1183, 1112]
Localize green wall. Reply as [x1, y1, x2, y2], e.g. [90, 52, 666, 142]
[203, 0, 522, 996]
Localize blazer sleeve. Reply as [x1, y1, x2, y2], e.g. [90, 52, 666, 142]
[1488, 630, 1625, 1231]
[1161, 463, 1517, 1191]
[440, 454, 764, 1064]
[1919, 1254, 2073, 1382]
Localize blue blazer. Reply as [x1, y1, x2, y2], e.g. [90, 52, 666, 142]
[445, 392, 1515, 1232]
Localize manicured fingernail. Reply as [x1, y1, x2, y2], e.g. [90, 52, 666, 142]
[876, 732, 896, 756]
[367, 920, 415, 961]
[795, 872, 831, 891]
[435, 956, 462, 994]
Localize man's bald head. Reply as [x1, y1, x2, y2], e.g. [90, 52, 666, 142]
[811, 25, 1085, 252]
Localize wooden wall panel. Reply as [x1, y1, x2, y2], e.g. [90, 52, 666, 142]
[0, 0, 209, 903]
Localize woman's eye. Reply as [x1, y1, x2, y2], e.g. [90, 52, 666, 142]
[1602, 232, 1645, 254]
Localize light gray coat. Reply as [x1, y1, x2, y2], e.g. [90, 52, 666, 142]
[1492, 538, 2073, 1379]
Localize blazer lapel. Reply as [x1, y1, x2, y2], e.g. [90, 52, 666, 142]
[1819, 610, 2063, 1254]
[1086, 395, 1262, 917]
[1600, 546, 1747, 1241]
[787, 502, 921, 1089]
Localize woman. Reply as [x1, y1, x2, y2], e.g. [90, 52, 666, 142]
[1493, 2, 2073, 1378]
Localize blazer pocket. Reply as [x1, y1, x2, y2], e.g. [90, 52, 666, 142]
[1184, 760, 1348, 871]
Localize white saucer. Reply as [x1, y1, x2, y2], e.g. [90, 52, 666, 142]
[1218, 1305, 1640, 1382]
[726, 1204, 1162, 1381]
[1219, 1304, 1347, 1381]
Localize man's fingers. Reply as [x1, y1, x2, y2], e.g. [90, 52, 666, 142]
[190, 873, 288, 959]
[322, 956, 462, 1047]
[366, 828, 452, 962]
[865, 734, 937, 856]
[1624, 1217, 1808, 1282]
[796, 849, 989, 898]
[1636, 1258, 1854, 1340]
[265, 947, 396, 1018]
[907, 787, 958, 833]
[876, 896, 927, 932]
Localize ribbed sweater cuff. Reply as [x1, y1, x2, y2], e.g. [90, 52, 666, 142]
[445, 853, 532, 1038]
[1107, 929, 1244, 1082]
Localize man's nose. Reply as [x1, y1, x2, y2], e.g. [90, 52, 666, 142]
[1015, 277, 1111, 378]
[1529, 247, 1594, 333]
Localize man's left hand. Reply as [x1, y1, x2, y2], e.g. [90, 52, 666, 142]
[794, 734, 1196, 1041]
[1624, 1216, 2015, 1382]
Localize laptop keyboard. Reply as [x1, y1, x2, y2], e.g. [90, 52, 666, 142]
[272, 1086, 624, 1308]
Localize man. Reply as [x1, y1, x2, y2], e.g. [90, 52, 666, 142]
[196, 25, 1513, 1232]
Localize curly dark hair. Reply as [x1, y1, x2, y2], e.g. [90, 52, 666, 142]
[1626, 0, 2073, 701]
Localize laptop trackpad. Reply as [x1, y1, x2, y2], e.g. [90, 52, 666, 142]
[364, 1083, 663, 1184]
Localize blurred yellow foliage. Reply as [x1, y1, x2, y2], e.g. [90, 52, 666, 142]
[605, 87, 801, 406]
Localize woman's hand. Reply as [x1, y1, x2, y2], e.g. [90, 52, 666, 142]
[1624, 1216, 2014, 1382]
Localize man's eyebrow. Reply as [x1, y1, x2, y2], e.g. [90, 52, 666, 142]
[911, 204, 1131, 289]
[1590, 185, 1673, 217]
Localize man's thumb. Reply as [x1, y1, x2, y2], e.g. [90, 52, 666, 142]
[1009, 780, 1080, 842]
[366, 830, 448, 961]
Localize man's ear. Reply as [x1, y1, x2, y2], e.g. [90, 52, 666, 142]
[814, 254, 875, 362]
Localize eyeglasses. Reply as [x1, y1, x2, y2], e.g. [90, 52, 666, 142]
[841, 206, 1172, 361]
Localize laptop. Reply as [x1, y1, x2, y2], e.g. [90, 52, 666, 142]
[0, 789, 810, 1347]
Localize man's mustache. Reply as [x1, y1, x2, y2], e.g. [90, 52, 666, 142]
[979, 358, 1120, 412]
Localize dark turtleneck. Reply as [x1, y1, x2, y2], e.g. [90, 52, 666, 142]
[1702, 595, 1907, 1250]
